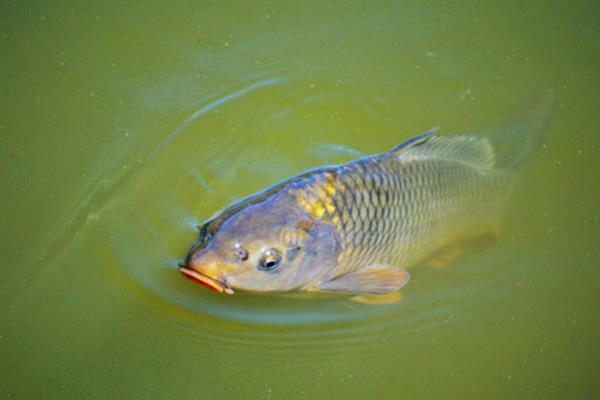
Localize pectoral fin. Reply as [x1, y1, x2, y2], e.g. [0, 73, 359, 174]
[313, 264, 410, 295]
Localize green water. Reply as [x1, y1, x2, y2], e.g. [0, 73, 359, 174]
[2, 2, 599, 399]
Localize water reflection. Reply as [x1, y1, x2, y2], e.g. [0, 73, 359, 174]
[26, 68, 525, 358]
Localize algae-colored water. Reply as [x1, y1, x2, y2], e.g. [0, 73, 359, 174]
[2, 3, 599, 399]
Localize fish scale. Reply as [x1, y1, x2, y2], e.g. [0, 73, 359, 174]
[305, 147, 513, 279]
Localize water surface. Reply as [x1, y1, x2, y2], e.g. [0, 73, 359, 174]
[1, 3, 599, 399]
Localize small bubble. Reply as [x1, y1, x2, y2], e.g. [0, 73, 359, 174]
[86, 213, 99, 221]
[459, 88, 473, 101]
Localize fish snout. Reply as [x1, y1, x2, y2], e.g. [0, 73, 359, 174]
[184, 249, 217, 275]
[179, 250, 234, 294]
[183, 237, 207, 266]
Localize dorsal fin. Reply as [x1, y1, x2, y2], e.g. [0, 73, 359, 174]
[397, 133, 495, 170]
[388, 127, 437, 154]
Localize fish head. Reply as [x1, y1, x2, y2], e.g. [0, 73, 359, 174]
[181, 195, 340, 294]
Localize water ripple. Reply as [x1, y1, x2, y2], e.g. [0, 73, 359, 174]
[19, 65, 523, 357]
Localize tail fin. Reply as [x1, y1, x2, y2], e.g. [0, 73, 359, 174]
[488, 88, 557, 169]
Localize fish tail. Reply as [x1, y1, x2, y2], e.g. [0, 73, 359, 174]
[488, 87, 557, 170]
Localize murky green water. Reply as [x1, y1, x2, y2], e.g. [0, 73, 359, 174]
[2, 2, 599, 399]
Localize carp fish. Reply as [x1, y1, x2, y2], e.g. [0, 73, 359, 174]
[180, 91, 554, 298]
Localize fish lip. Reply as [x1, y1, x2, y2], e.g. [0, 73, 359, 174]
[179, 267, 234, 295]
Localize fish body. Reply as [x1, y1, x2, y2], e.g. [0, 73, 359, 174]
[181, 92, 554, 296]
[303, 132, 512, 284]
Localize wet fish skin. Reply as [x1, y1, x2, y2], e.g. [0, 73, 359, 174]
[285, 131, 512, 290]
[182, 131, 510, 295]
[181, 91, 554, 295]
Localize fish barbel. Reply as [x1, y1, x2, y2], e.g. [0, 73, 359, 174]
[180, 91, 554, 297]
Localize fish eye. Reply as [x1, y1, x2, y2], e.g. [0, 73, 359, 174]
[258, 248, 282, 271]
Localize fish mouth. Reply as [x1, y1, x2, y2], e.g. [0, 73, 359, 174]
[179, 267, 234, 295]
